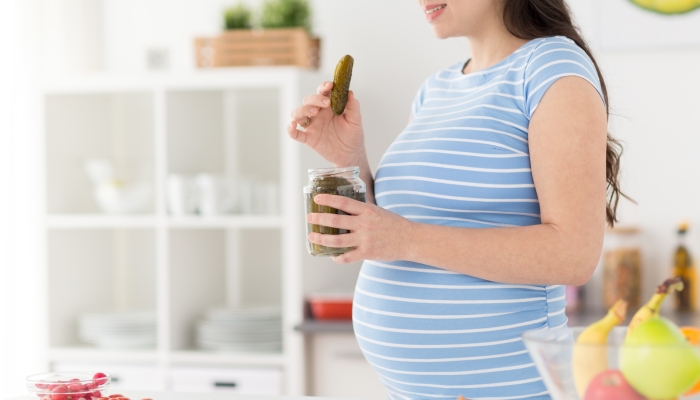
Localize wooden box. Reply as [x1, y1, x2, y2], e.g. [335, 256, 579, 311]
[195, 28, 320, 69]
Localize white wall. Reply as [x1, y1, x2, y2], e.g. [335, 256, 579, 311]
[1, 1, 47, 397]
[43, 0, 700, 304]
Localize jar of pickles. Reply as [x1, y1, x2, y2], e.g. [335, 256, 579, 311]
[304, 167, 366, 257]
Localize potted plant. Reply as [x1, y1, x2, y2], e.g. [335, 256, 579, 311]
[223, 4, 253, 30]
[194, 0, 320, 69]
[260, 0, 312, 32]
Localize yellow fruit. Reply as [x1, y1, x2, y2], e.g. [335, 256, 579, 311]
[626, 276, 683, 339]
[629, 0, 700, 15]
[573, 299, 628, 398]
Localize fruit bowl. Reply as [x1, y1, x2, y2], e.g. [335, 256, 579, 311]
[26, 372, 110, 399]
[523, 327, 700, 400]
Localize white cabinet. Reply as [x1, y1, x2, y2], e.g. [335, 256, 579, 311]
[310, 334, 387, 400]
[42, 68, 322, 395]
[169, 367, 282, 394]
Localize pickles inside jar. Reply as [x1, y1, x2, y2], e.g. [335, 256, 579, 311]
[304, 167, 366, 257]
[330, 55, 354, 115]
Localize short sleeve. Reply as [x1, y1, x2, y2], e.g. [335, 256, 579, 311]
[411, 78, 431, 119]
[523, 37, 605, 120]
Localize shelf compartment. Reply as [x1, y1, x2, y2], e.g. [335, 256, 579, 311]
[48, 229, 157, 348]
[46, 92, 155, 214]
[165, 88, 281, 217]
[168, 229, 282, 352]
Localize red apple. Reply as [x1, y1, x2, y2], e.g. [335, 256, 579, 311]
[584, 370, 645, 400]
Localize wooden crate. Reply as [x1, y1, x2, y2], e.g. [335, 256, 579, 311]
[194, 28, 320, 69]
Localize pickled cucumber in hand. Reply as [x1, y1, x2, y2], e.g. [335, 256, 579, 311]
[331, 55, 354, 115]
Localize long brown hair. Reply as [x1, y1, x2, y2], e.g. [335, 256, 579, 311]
[502, 0, 629, 226]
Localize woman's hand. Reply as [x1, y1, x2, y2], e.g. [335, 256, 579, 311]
[306, 194, 414, 264]
[287, 82, 366, 167]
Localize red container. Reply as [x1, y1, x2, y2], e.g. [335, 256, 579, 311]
[308, 294, 353, 320]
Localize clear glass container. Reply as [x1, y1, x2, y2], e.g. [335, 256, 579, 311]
[603, 227, 642, 310]
[523, 327, 700, 400]
[26, 372, 110, 398]
[304, 166, 366, 257]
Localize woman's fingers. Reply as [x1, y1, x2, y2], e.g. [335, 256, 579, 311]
[317, 81, 333, 96]
[288, 84, 335, 133]
[306, 212, 356, 230]
[332, 249, 361, 264]
[308, 232, 356, 249]
[287, 120, 307, 143]
[291, 104, 321, 123]
[303, 93, 331, 108]
[312, 194, 366, 215]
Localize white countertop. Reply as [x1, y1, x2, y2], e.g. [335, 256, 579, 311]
[8, 393, 347, 400]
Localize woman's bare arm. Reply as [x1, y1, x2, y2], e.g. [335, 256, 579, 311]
[401, 76, 608, 285]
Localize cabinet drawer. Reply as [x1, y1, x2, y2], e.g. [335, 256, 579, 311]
[169, 366, 282, 394]
[311, 333, 386, 399]
[53, 362, 162, 391]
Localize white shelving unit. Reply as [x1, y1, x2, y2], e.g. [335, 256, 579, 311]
[42, 67, 322, 394]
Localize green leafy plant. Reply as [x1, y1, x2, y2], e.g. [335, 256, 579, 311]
[224, 4, 253, 30]
[260, 0, 312, 32]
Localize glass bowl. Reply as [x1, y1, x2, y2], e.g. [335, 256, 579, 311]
[26, 372, 110, 398]
[523, 327, 700, 400]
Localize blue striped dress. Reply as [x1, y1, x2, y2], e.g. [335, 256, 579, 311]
[353, 36, 604, 400]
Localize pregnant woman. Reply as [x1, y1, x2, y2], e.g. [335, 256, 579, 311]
[288, 1, 624, 398]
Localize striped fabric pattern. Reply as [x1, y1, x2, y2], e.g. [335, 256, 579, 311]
[354, 37, 604, 400]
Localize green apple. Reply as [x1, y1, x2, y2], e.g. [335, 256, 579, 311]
[621, 316, 700, 399]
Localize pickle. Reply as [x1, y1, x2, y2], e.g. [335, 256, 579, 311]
[330, 55, 354, 115]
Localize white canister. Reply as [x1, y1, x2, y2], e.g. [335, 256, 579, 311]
[167, 175, 199, 215]
[196, 174, 237, 216]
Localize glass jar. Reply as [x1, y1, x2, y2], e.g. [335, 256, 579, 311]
[304, 166, 366, 257]
[603, 227, 642, 310]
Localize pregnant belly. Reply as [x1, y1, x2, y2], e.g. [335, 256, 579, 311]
[351, 260, 564, 399]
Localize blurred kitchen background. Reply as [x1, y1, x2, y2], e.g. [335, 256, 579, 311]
[0, 0, 699, 398]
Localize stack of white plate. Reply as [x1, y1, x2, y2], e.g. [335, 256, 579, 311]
[196, 306, 282, 353]
[79, 312, 157, 349]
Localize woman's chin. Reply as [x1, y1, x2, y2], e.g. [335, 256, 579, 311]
[431, 26, 453, 40]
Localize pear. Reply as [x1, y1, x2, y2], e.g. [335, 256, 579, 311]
[621, 316, 700, 399]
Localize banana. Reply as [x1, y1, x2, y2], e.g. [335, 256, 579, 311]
[573, 299, 628, 398]
[626, 276, 684, 339]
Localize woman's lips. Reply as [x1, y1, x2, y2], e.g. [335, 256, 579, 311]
[424, 3, 446, 22]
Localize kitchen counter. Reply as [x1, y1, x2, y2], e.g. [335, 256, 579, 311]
[296, 311, 700, 334]
[8, 393, 349, 400]
[295, 320, 353, 333]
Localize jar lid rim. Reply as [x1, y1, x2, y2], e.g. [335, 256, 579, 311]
[308, 166, 359, 175]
